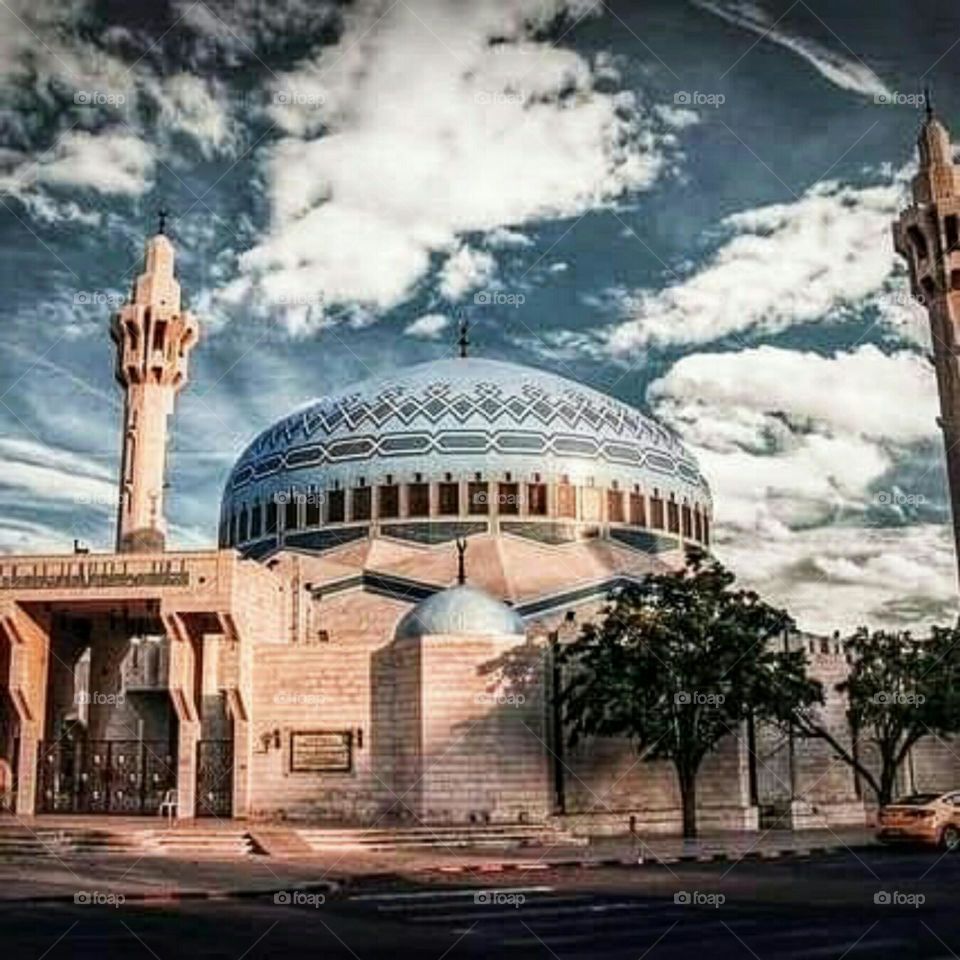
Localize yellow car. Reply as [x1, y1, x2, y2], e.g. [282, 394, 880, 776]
[877, 792, 960, 850]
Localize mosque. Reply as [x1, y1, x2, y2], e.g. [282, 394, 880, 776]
[0, 110, 959, 835]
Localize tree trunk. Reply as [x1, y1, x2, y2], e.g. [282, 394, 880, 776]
[677, 764, 698, 839]
[878, 757, 899, 807]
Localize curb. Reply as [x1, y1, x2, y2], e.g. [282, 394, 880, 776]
[0, 880, 342, 907]
[417, 844, 876, 874]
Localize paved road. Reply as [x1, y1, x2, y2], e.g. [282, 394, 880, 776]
[2, 846, 959, 959]
[346, 885, 926, 958]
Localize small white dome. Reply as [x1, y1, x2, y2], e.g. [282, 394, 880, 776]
[394, 584, 525, 641]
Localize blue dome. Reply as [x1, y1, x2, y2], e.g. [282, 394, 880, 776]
[394, 584, 525, 641]
[223, 357, 709, 514]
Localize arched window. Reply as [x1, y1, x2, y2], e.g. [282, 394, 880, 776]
[650, 490, 665, 529]
[284, 494, 299, 531]
[438, 480, 459, 515]
[468, 479, 488, 515]
[667, 497, 680, 534]
[408, 481, 429, 517]
[527, 482, 547, 516]
[327, 488, 345, 523]
[351, 485, 372, 521]
[379, 482, 399, 519]
[606, 488, 625, 523]
[908, 225, 928, 260]
[306, 490, 322, 527]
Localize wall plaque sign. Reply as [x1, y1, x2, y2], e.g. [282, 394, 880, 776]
[290, 731, 352, 773]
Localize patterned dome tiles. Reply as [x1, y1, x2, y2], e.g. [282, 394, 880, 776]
[226, 358, 707, 498]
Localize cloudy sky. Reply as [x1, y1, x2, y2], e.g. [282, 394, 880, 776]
[0, 0, 954, 633]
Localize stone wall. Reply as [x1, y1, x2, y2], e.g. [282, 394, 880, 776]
[391, 633, 549, 824]
[243, 590, 409, 821]
[560, 730, 756, 836]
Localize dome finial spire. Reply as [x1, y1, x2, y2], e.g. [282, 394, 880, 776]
[924, 85, 934, 121]
[456, 536, 467, 585]
[457, 314, 470, 359]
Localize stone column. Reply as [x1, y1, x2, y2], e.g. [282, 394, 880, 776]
[226, 689, 250, 818]
[2, 604, 50, 815]
[164, 611, 200, 819]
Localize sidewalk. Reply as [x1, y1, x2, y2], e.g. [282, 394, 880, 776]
[408, 827, 879, 874]
[0, 827, 879, 903]
[0, 855, 342, 904]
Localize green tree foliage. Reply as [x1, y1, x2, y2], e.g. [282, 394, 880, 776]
[560, 549, 821, 837]
[789, 627, 960, 806]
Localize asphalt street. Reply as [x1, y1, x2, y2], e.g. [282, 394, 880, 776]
[2, 846, 959, 959]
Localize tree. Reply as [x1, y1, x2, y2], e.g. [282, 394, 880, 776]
[559, 548, 821, 838]
[788, 627, 960, 806]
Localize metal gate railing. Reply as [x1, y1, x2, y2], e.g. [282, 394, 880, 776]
[196, 740, 233, 818]
[37, 740, 176, 814]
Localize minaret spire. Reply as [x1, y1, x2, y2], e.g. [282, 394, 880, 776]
[894, 110, 960, 585]
[111, 218, 199, 553]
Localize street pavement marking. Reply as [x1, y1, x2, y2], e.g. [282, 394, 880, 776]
[407, 901, 655, 924]
[348, 886, 553, 902]
[499, 920, 764, 949]
[375, 894, 590, 913]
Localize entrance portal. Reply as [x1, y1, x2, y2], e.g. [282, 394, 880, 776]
[37, 739, 176, 814]
[196, 739, 233, 817]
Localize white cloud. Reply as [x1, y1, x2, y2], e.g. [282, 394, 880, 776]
[173, 0, 341, 62]
[404, 313, 451, 339]
[654, 104, 700, 129]
[651, 344, 937, 448]
[226, 0, 676, 331]
[599, 175, 905, 354]
[0, 6, 241, 220]
[487, 227, 534, 248]
[0, 517, 81, 555]
[0, 438, 116, 509]
[16, 130, 156, 196]
[649, 345, 952, 631]
[439, 246, 497, 300]
[0, 0, 133, 96]
[692, 0, 892, 100]
[718, 524, 957, 633]
[151, 73, 240, 159]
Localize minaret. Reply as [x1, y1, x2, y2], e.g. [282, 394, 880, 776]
[894, 99, 960, 582]
[111, 214, 199, 553]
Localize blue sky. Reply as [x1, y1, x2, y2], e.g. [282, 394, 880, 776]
[0, 0, 955, 632]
